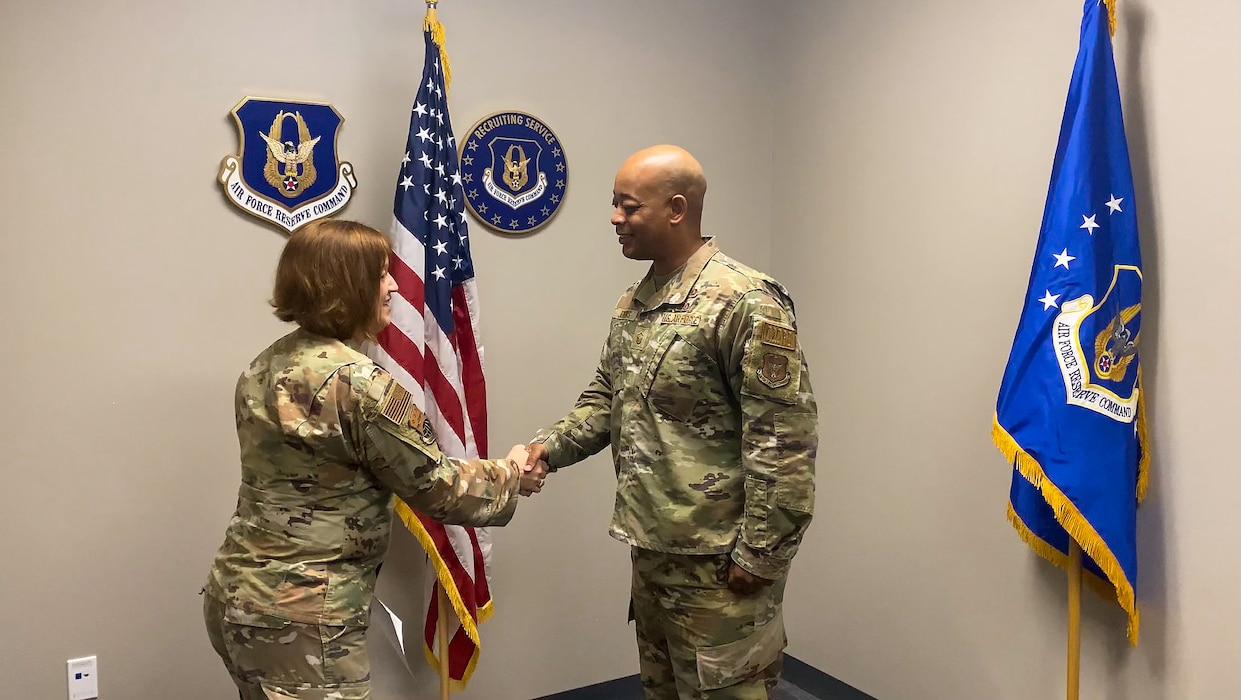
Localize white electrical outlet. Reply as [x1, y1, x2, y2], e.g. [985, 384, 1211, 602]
[66, 656, 98, 700]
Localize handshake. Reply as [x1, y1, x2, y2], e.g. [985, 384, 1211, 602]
[506, 443, 551, 497]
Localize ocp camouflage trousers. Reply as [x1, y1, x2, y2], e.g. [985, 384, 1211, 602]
[631, 548, 787, 700]
[203, 593, 371, 700]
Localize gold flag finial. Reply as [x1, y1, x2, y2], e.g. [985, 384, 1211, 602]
[424, 0, 452, 90]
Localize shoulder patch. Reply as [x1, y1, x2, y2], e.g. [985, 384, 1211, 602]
[379, 381, 414, 424]
[756, 319, 797, 351]
[379, 382, 437, 446]
[758, 353, 792, 388]
[742, 317, 801, 405]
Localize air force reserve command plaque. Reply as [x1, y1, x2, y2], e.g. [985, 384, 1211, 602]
[459, 111, 567, 235]
[218, 97, 358, 233]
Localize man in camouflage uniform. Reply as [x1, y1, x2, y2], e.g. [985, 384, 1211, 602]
[526, 145, 818, 699]
[204, 328, 536, 700]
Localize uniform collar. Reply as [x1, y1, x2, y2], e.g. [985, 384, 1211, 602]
[634, 238, 718, 310]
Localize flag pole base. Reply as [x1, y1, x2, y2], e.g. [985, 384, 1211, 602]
[438, 585, 451, 699]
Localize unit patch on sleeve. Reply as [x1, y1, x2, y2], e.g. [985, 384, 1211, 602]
[743, 318, 801, 404]
[758, 353, 791, 389]
[379, 381, 437, 446]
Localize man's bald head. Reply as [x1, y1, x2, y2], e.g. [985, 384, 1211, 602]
[610, 145, 710, 272]
[616, 145, 708, 228]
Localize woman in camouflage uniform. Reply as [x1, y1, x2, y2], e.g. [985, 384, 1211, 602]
[203, 219, 543, 700]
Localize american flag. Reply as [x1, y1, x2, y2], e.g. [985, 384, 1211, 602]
[371, 28, 494, 687]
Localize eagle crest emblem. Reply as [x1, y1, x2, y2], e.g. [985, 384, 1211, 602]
[259, 111, 321, 197]
[501, 143, 530, 192]
[459, 111, 569, 235]
[1051, 265, 1142, 423]
[218, 97, 357, 233]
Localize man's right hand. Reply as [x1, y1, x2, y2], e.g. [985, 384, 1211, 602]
[519, 442, 551, 496]
[524, 442, 550, 473]
[507, 444, 547, 496]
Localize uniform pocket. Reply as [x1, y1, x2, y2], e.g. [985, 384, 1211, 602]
[695, 609, 786, 690]
[223, 604, 294, 629]
[645, 330, 715, 423]
[318, 624, 371, 686]
[741, 475, 773, 548]
[270, 564, 330, 621]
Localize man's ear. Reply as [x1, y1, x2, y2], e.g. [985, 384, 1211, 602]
[669, 194, 688, 224]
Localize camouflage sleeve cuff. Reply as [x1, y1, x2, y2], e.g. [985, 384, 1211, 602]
[730, 541, 791, 581]
[530, 432, 563, 471]
[486, 481, 519, 527]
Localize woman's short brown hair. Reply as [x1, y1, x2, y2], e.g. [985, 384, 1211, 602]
[271, 219, 392, 340]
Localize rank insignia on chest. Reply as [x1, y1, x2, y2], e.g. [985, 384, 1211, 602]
[218, 97, 358, 233]
[758, 352, 791, 389]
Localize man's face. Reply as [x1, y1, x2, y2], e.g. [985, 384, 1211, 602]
[610, 165, 669, 262]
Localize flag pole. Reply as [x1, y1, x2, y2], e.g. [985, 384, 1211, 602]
[1064, 8, 1118, 695]
[1066, 540, 1082, 700]
[437, 585, 451, 699]
[424, 3, 453, 697]
[1064, 25, 1109, 700]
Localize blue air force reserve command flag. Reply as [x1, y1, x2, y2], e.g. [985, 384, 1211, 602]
[992, 0, 1148, 645]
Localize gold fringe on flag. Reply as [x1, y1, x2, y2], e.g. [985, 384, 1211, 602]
[1135, 368, 1150, 502]
[424, 1, 453, 91]
[393, 497, 494, 690]
[393, 497, 495, 645]
[993, 417, 1143, 645]
[1005, 503, 1117, 601]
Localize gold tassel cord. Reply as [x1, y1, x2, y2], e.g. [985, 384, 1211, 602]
[1103, 0, 1118, 36]
[423, 2, 453, 91]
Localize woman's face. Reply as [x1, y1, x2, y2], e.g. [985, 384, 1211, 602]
[375, 266, 398, 331]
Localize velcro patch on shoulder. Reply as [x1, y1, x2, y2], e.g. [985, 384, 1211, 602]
[742, 319, 801, 405]
[380, 381, 414, 424]
[379, 381, 438, 447]
[755, 319, 797, 351]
